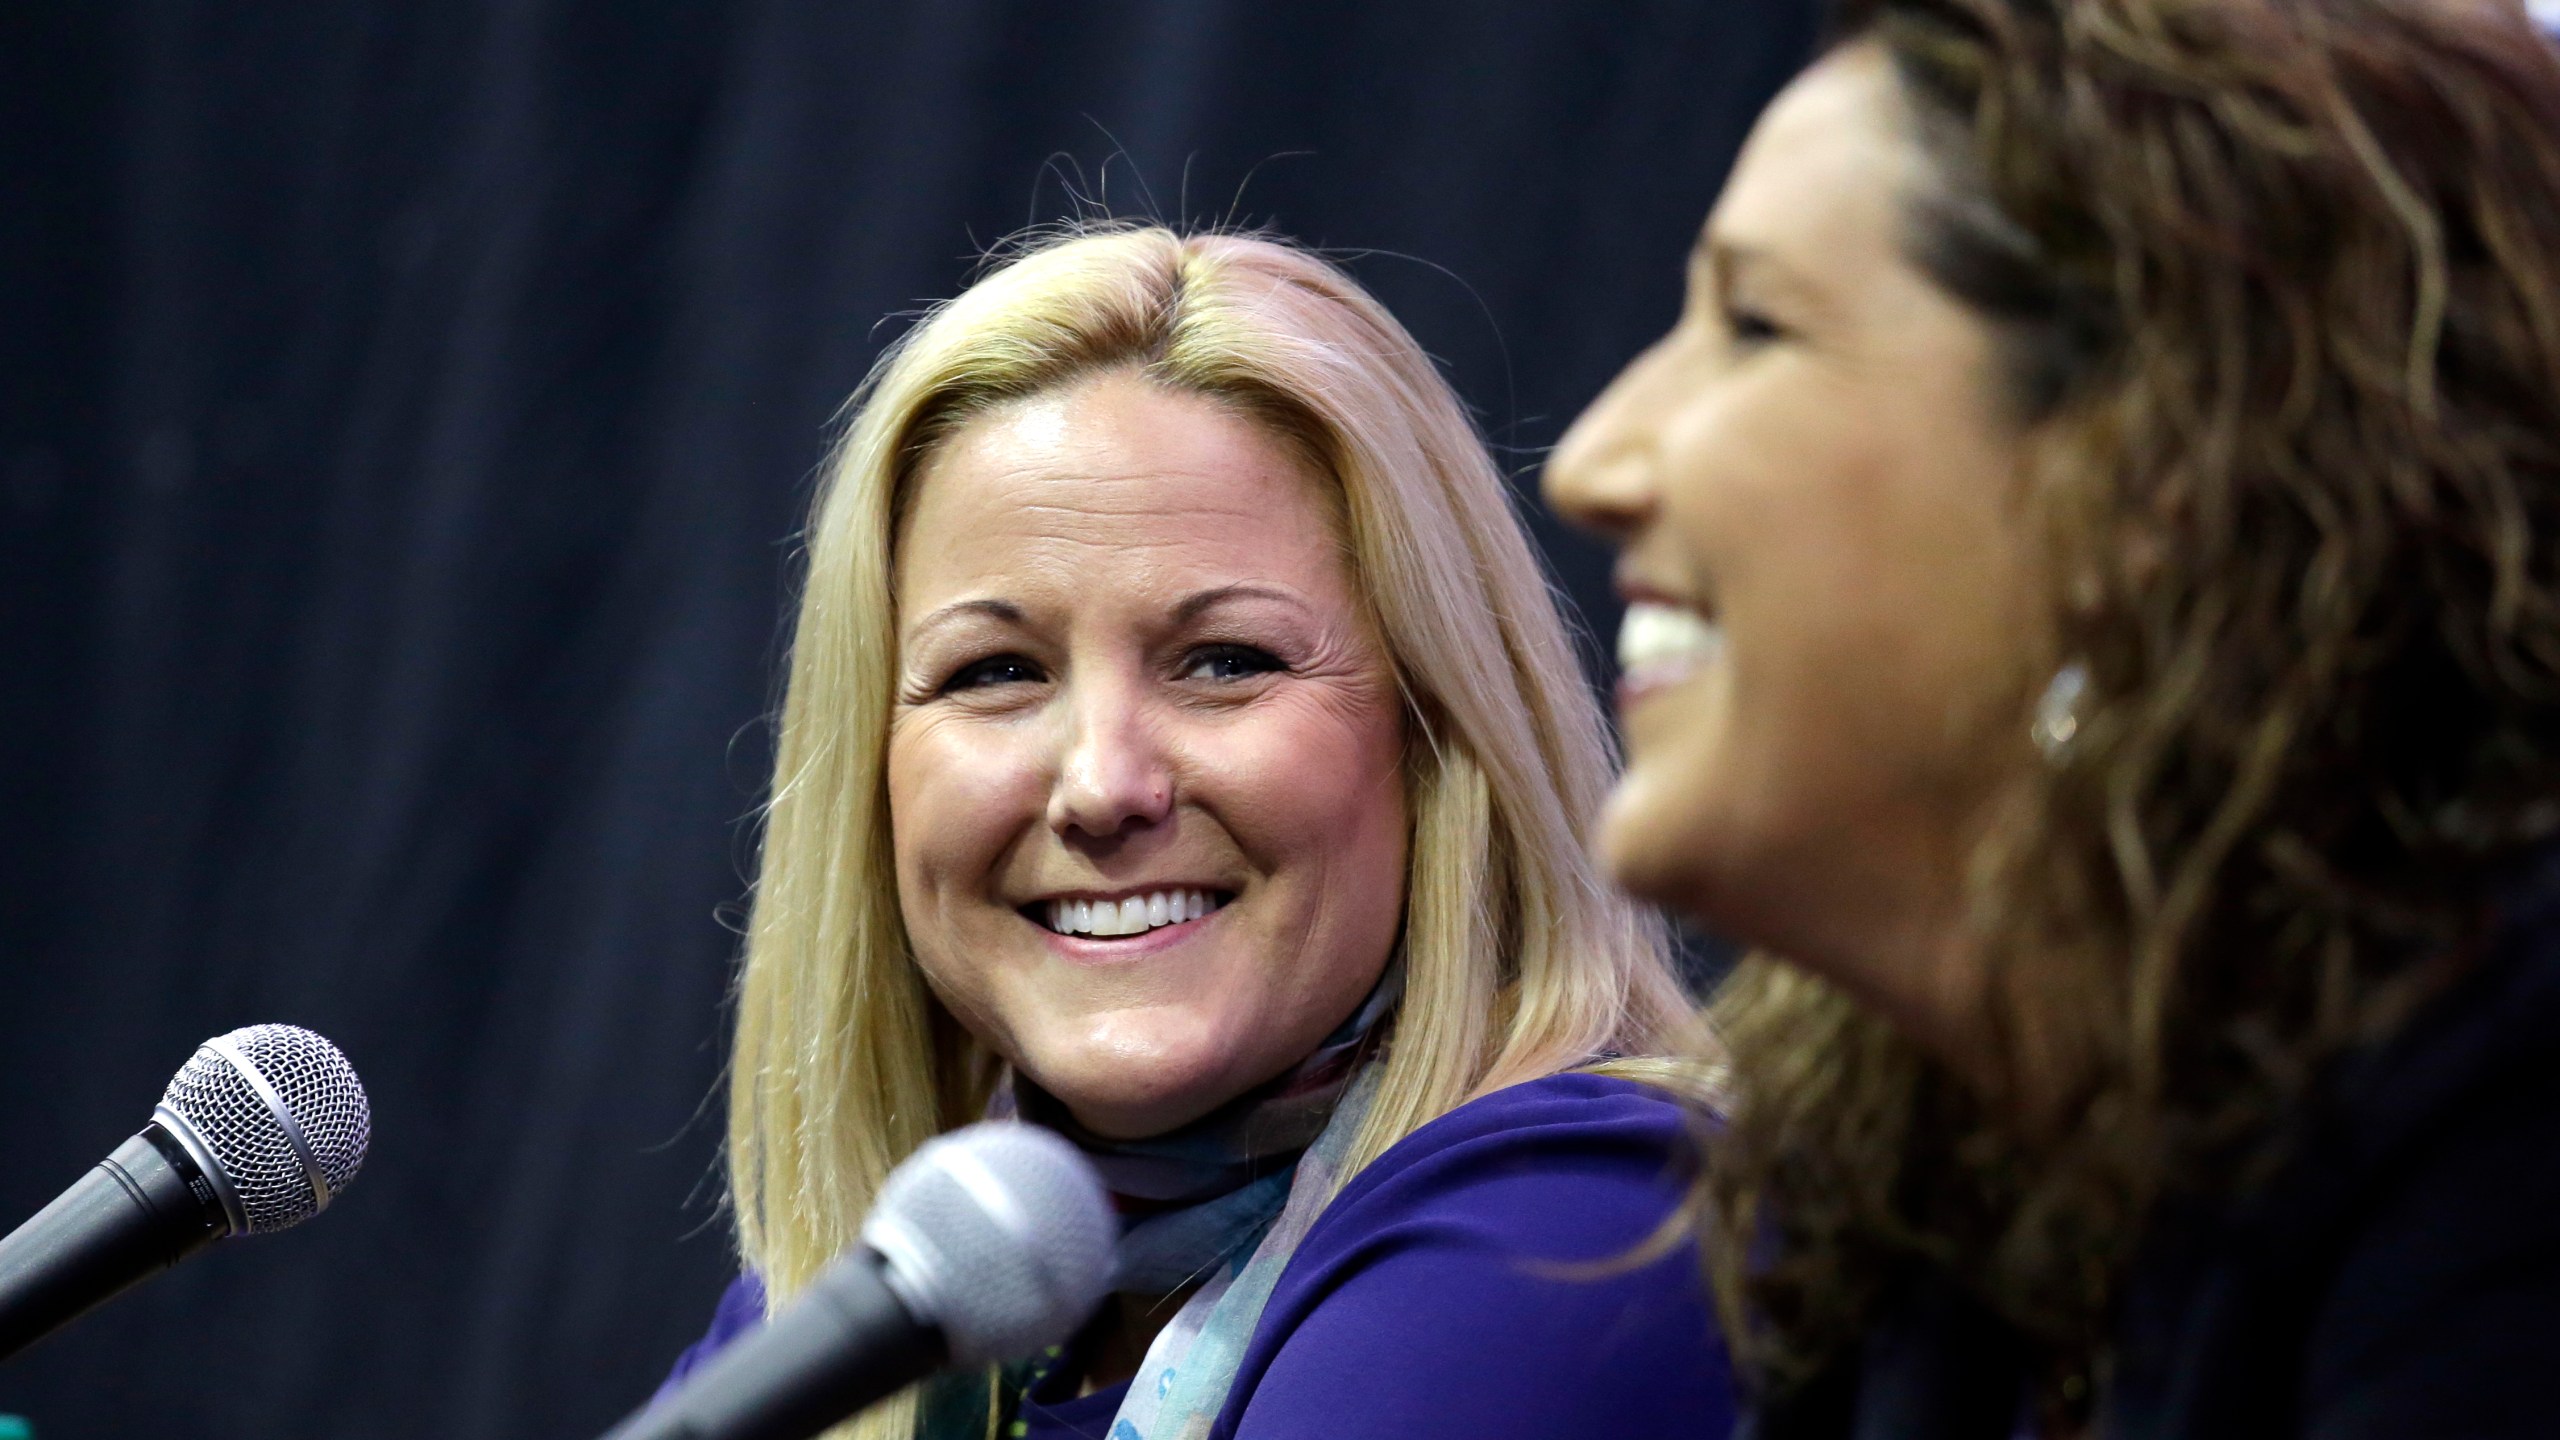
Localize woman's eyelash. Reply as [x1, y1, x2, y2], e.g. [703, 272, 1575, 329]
[1183, 643, 1286, 681]
[925, 644, 1284, 695]
[939, 654, 1045, 693]
[1724, 301, 1783, 346]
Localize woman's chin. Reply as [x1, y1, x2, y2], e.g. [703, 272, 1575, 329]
[1047, 1086, 1228, 1142]
[1600, 786, 1790, 965]
[1596, 772, 1717, 916]
[1022, 1043, 1253, 1141]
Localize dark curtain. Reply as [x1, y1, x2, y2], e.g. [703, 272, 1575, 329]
[0, 3, 1816, 1436]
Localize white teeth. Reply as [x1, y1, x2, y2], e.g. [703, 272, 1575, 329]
[1042, 889, 1221, 937]
[1617, 601, 1724, 676]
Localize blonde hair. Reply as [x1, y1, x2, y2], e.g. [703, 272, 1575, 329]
[728, 225, 1700, 1435]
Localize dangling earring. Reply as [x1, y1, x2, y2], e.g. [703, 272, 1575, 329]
[2032, 661, 2089, 761]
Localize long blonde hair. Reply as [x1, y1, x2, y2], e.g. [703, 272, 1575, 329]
[728, 225, 1698, 1435]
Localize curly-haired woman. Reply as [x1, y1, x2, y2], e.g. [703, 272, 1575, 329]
[1549, 1, 2560, 1436]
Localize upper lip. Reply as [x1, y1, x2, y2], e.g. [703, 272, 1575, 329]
[1019, 883, 1230, 906]
[1615, 568, 1711, 618]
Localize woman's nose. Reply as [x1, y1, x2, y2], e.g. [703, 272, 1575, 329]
[1545, 345, 1668, 541]
[1046, 683, 1175, 841]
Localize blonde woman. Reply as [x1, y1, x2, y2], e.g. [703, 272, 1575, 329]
[653, 226, 1732, 1440]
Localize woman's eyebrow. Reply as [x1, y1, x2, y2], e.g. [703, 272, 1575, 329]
[1708, 237, 1823, 308]
[905, 596, 1024, 640]
[1170, 582, 1312, 625]
[902, 586, 1308, 640]
[1705, 237, 1768, 288]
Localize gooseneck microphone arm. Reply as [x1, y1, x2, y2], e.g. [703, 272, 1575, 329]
[0, 1124, 229, 1362]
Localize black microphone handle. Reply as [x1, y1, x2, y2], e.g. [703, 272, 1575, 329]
[0, 1124, 227, 1364]
[602, 1248, 946, 1440]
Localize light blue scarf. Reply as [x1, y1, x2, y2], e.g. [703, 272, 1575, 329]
[941, 964, 1400, 1440]
[1097, 1061, 1381, 1440]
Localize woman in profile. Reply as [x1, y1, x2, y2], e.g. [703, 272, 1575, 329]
[1549, 0, 2560, 1435]
[661, 226, 1731, 1439]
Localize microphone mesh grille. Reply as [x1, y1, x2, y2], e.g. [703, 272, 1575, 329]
[160, 1024, 372, 1235]
[862, 1122, 1114, 1365]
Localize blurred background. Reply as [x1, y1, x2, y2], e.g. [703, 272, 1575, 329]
[0, 3, 1814, 1436]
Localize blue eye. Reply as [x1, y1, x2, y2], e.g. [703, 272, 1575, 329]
[1184, 644, 1283, 682]
[942, 655, 1044, 693]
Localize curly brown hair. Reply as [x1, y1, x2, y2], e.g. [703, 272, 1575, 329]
[1699, 0, 2560, 1409]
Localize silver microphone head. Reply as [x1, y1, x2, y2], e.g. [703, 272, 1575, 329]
[153, 1024, 372, 1237]
[859, 1121, 1114, 1366]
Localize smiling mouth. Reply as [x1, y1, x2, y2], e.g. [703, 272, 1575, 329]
[1028, 888, 1233, 939]
[1616, 601, 1724, 688]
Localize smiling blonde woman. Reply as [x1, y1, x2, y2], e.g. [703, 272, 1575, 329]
[653, 226, 1729, 1440]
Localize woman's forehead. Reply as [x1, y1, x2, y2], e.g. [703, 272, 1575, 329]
[893, 374, 1355, 623]
[1706, 44, 1917, 287]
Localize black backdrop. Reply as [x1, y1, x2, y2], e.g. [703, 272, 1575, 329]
[0, 4, 1816, 1436]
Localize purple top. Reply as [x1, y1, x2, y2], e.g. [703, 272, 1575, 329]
[664, 1072, 1734, 1439]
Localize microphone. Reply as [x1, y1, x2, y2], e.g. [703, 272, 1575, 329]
[605, 1122, 1115, 1440]
[0, 1023, 371, 1364]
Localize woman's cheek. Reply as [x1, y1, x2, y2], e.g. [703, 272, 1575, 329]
[895, 715, 1034, 843]
[1204, 699, 1400, 866]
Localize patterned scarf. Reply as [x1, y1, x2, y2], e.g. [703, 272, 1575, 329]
[921, 963, 1401, 1440]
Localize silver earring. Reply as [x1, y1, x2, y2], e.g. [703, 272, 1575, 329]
[2032, 661, 2089, 761]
